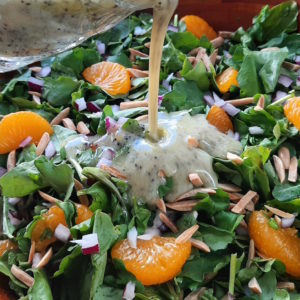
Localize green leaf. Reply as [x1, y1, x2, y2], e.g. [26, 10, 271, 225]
[1, 70, 31, 95]
[274, 289, 290, 300]
[272, 182, 300, 201]
[91, 286, 123, 300]
[214, 211, 244, 233]
[107, 52, 132, 68]
[169, 32, 200, 53]
[3, 197, 18, 238]
[161, 40, 186, 73]
[28, 269, 53, 300]
[158, 177, 173, 198]
[122, 119, 144, 135]
[251, 270, 277, 300]
[57, 200, 76, 227]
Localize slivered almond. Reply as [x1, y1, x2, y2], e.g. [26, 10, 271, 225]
[273, 155, 285, 183]
[245, 200, 255, 212]
[38, 191, 59, 204]
[228, 192, 243, 202]
[166, 200, 199, 212]
[190, 238, 210, 253]
[189, 47, 200, 56]
[175, 188, 216, 201]
[274, 215, 282, 227]
[158, 169, 166, 178]
[187, 136, 199, 148]
[100, 165, 127, 180]
[188, 173, 203, 187]
[36, 132, 50, 156]
[227, 152, 243, 165]
[51, 107, 70, 126]
[288, 156, 298, 183]
[159, 213, 178, 233]
[246, 239, 255, 268]
[77, 121, 90, 135]
[277, 282, 295, 291]
[260, 47, 280, 53]
[156, 198, 166, 213]
[11, 265, 34, 287]
[226, 97, 255, 107]
[248, 277, 262, 295]
[254, 95, 265, 111]
[135, 114, 148, 122]
[283, 61, 300, 71]
[209, 49, 218, 66]
[32, 94, 41, 105]
[28, 91, 42, 97]
[211, 36, 224, 48]
[7, 150, 16, 171]
[256, 251, 270, 260]
[36, 248, 53, 269]
[264, 205, 294, 219]
[74, 179, 89, 206]
[29, 66, 42, 73]
[185, 287, 206, 300]
[188, 56, 196, 64]
[127, 68, 149, 78]
[278, 147, 290, 170]
[239, 219, 248, 230]
[218, 31, 234, 39]
[218, 183, 242, 193]
[28, 241, 36, 264]
[62, 118, 76, 131]
[144, 42, 151, 49]
[175, 225, 199, 244]
[120, 100, 148, 110]
[194, 48, 211, 71]
[232, 190, 257, 214]
[129, 48, 148, 62]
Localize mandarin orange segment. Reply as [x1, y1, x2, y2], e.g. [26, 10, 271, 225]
[83, 61, 131, 96]
[0, 111, 53, 154]
[216, 67, 239, 94]
[0, 288, 11, 300]
[75, 204, 93, 225]
[249, 210, 300, 278]
[284, 97, 300, 130]
[111, 236, 191, 286]
[206, 105, 234, 133]
[0, 240, 17, 256]
[180, 15, 217, 40]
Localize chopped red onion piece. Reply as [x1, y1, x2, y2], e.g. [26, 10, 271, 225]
[134, 26, 147, 36]
[72, 233, 100, 255]
[105, 117, 118, 134]
[75, 97, 87, 112]
[167, 25, 179, 32]
[281, 216, 295, 228]
[102, 147, 116, 160]
[215, 99, 226, 108]
[8, 198, 22, 205]
[82, 244, 100, 255]
[297, 80, 300, 87]
[212, 92, 223, 103]
[278, 75, 293, 88]
[295, 55, 300, 65]
[223, 50, 232, 59]
[111, 105, 120, 113]
[203, 93, 215, 106]
[8, 211, 22, 226]
[54, 224, 71, 243]
[123, 281, 136, 300]
[162, 80, 172, 92]
[87, 102, 101, 113]
[19, 136, 32, 148]
[249, 126, 264, 135]
[32, 253, 43, 268]
[127, 227, 137, 249]
[96, 40, 106, 55]
[273, 90, 288, 102]
[158, 95, 164, 106]
[45, 141, 56, 158]
[234, 132, 240, 141]
[223, 103, 241, 117]
[28, 77, 44, 93]
[36, 66, 51, 78]
[96, 157, 112, 168]
[0, 167, 6, 177]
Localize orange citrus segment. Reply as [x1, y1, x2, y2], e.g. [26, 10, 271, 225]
[83, 61, 131, 96]
[111, 236, 191, 286]
[0, 240, 17, 256]
[180, 15, 217, 40]
[0, 111, 53, 154]
[0, 288, 11, 300]
[249, 210, 300, 278]
[206, 105, 234, 133]
[216, 67, 239, 94]
[75, 204, 93, 225]
[284, 97, 300, 130]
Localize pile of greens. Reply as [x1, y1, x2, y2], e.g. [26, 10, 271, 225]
[0, 1, 300, 299]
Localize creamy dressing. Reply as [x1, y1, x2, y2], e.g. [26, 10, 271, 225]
[112, 112, 242, 204]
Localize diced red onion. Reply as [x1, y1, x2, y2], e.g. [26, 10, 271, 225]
[96, 157, 113, 168]
[297, 80, 300, 87]
[223, 50, 232, 59]
[204, 93, 215, 106]
[158, 95, 164, 106]
[138, 227, 160, 240]
[212, 92, 223, 103]
[96, 40, 106, 55]
[105, 117, 118, 134]
[82, 244, 100, 255]
[123, 281, 136, 300]
[45, 141, 56, 158]
[8, 198, 22, 205]
[54, 224, 71, 243]
[19, 136, 32, 148]
[32, 253, 43, 268]
[162, 73, 174, 92]
[117, 117, 128, 127]
[0, 167, 6, 178]
[36, 66, 51, 78]
[8, 211, 22, 226]
[167, 25, 179, 32]
[72, 233, 100, 255]
[295, 55, 300, 65]
[28, 77, 44, 93]
[102, 147, 116, 160]
[127, 227, 137, 249]
[215, 99, 226, 108]
[75, 97, 87, 112]
[111, 105, 120, 113]
[134, 26, 147, 36]
[273, 90, 288, 102]
[223, 103, 241, 117]
[278, 75, 293, 88]
[281, 216, 295, 228]
[234, 132, 240, 141]
[249, 126, 264, 135]
[87, 102, 101, 113]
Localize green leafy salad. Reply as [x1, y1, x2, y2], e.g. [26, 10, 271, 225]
[1, 1, 300, 299]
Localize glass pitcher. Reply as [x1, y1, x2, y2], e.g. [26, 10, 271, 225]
[0, 0, 161, 73]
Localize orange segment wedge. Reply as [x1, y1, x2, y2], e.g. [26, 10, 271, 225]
[206, 105, 234, 133]
[0, 111, 53, 154]
[216, 67, 239, 94]
[0, 240, 17, 257]
[111, 236, 191, 286]
[284, 97, 300, 130]
[180, 15, 217, 40]
[83, 61, 131, 96]
[249, 210, 300, 278]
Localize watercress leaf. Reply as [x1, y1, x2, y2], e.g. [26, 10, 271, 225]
[251, 270, 277, 300]
[57, 200, 76, 227]
[3, 197, 18, 238]
[107, 52, 132, 68]
[51, 125, 77, 152]
[91, 285, 123, 300]
[122, 119, 144, 135]
[169, 32, 200, 53]
[274, 289, 290, 300]
[28, 269, 53, 300]
[1, 70, 31, 96]
[214, 211, 244, 233]
[158, 176, 173, 198]
[161, 40, 186, 73]
[272, 182, 300, 201]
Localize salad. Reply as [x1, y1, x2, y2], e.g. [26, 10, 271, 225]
[1, 1, 300, 299]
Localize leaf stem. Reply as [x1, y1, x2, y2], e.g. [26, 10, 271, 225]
[229, 253, 237, 296]
[269, 90, 295, 106]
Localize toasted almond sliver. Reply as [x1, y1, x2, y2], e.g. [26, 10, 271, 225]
[166, 200, 199, 212]
[246, 239, 255, 268]
[260, 47, 280, 53]
[264, 205, 294, 219]
[100, 165, 127, 180]
[158, 169, 166, 178]
[159, 213, 178, 233]
[189, 47, 200, 56]
[76, 121, 90, 135]
[127, 68, 149, 78]
[273, 155, 285, 183]
[227, 152, 243, 165]
[278, 147, 291, 170]
[254, 95, 265, 111]
[38, 191, 59, 204]
[28, 91, 42, 97]
[120, 100, 148, 110]
[187, 136, 199, 148]
[211, 36, 224, 48]
[248, 277, 262, 295]
[32, 94, 41, 105]
[283, 61, 300, 72]
[226, 97, 255, 107]
[36, 248, 53, 269]
[74, 179, 89, 206]
[256, 250, 271, 260]
[228, 192, 244, 202]
[144, 42, 151, 49]
[62, 118, 76, 131]
[175, 225, 199, 244]
[245, 200, 255, 212]
[209, 49, 218, 66]
[156, 198, 166, 213]
[135, 114, 148, 122]
[190, 238, 210, 253]
[11, 264, 34, 287]
[218, 183, 242, 193]
[28, 241, 36, 264]
[218, 31, 234, 39]
[231, 190, 257, 214]
[274, 215, 282, 227]
[129, 48, 149, 62]
[277, 282, 295, 291]
[288, 156, 298, 183]
[7, 150, 16, 171]
[29, 66, 42, 73]
[51, 107, 70, 126]
[188, 173, 203, 187]
[188, 56, 196, 64]
[36, 132, 50, 156]
[194, 48, 211, 71]
[175, 188, 216, 201]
